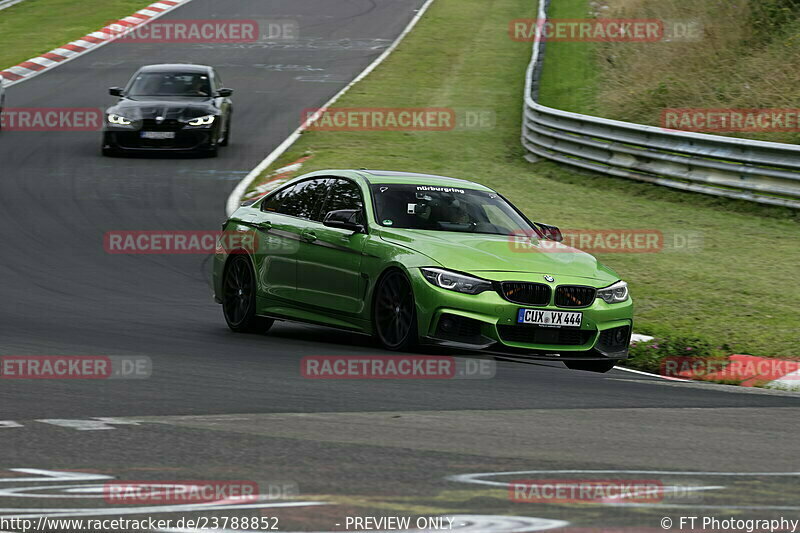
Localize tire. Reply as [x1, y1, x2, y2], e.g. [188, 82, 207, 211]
[564, 360, 617, 373]
[222, 255, 274, 333]
[101, 134, 118, 157]
[205, 144, 219, 158]
[373, 269, 418, 351]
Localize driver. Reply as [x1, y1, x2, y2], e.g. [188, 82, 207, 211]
[188, 76, 209, 96]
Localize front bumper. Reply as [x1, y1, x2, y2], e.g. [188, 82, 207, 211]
[103, 124, 216, 152]
[411, 269, 633, 360]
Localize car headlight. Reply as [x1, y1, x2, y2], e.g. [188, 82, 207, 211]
[187, 115, 215, 126]
[597, 280, 629, 304]
[420, 267, 493, 295]
[107, 113, 132, 125]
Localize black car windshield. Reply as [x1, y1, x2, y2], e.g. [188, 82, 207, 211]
[127, 72, 212, 97]
[371, 184, 535, 236]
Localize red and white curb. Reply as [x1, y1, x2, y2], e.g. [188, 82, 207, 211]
[624, 334, 799, 391]
[0, 0, 192, 87]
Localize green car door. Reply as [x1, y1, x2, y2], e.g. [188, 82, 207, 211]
[254, 178, 328, 302]
[295, 178, 369, 314]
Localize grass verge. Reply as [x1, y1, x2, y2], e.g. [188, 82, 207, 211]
[541, 0, 800, 143]
[244, 0, 800, 358]
[0, 0, 153, 71]
[536, 0, 598, 114]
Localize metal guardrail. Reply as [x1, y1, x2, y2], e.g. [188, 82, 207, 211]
[523, 0, 800, 209]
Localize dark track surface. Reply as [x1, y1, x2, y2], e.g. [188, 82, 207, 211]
[0, 1, 798, 530]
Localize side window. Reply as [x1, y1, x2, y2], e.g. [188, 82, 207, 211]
[320, 179, 364, 222]
[213, 70, 223, 91]
[278, 178, 329, 219]
[260, 184, 296, 213]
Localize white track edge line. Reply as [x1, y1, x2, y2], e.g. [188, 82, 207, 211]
[615, 366, 691, 381]
[224, 0, 437, 216]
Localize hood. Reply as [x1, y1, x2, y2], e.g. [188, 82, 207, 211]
[107, 96, 218, 121]
[379, 228, 619, 283]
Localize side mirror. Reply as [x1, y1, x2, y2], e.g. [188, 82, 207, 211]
[536, 222, 563, 242]
[323, 209, 365, 233]
[109, 87, 124, 97]
[217, 88, 233, 97]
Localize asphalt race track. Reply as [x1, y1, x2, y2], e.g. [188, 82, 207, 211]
[1, 1, 799, 531]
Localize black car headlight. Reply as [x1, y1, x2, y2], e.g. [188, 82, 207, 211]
[596, 280, 629, 304]
[107, 113, 133, 125]
[421, 268, 493, 295]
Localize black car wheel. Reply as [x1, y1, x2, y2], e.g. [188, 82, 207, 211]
[222, 255, 273, 333]
[373, 270, 418, 351]
[564, 360, 617, 373]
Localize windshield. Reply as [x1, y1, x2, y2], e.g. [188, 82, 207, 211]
[127, 72, 211, 97]
[371, 183, 535, 236]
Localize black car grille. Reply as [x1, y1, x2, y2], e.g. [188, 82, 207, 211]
[555, 285, 596, 308]
[497, 325, 593, 346]
[140, 118, 182, 129]
[111, 130, 208, 150]
[500, 282, 551, 306]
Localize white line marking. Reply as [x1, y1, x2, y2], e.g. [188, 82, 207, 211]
[448, 469, 800, 510]
[225, 0, 437, 215]
[35, 418, 141, 431]
[0, 501, 327, 519]
[615, 366, 691, 381]
[765, 369, 800, 390]
[630, 333, 654, 343]
[448, 469, 800, 487]
[0, 421, 22, 428]
[0, 0, 26, 12]
[0, 469, 113, 484]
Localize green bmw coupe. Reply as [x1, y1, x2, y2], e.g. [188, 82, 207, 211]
[213, 170, 633, 372]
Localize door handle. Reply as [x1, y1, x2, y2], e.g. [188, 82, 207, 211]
[301, 230, 317, 242]
[259, 221, 272, 231]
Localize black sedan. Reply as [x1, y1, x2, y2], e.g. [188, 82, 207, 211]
[102, 64, 233, 157]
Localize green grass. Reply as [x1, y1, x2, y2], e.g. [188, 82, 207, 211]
[579, 0, 800, 143]
[0, 0, 153, 71]
[246, 0, 800, 358]
[536, 0, 598, 114]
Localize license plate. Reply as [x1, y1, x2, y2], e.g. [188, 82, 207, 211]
[140, 131, 175, 139]
[517, 308, 582, 328]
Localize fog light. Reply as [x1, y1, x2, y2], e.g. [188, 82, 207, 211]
[614, 328, 627, 344]
[439, 317, 455, 333]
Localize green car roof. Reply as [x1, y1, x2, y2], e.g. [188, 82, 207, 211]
[357, 170, 494, 192]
